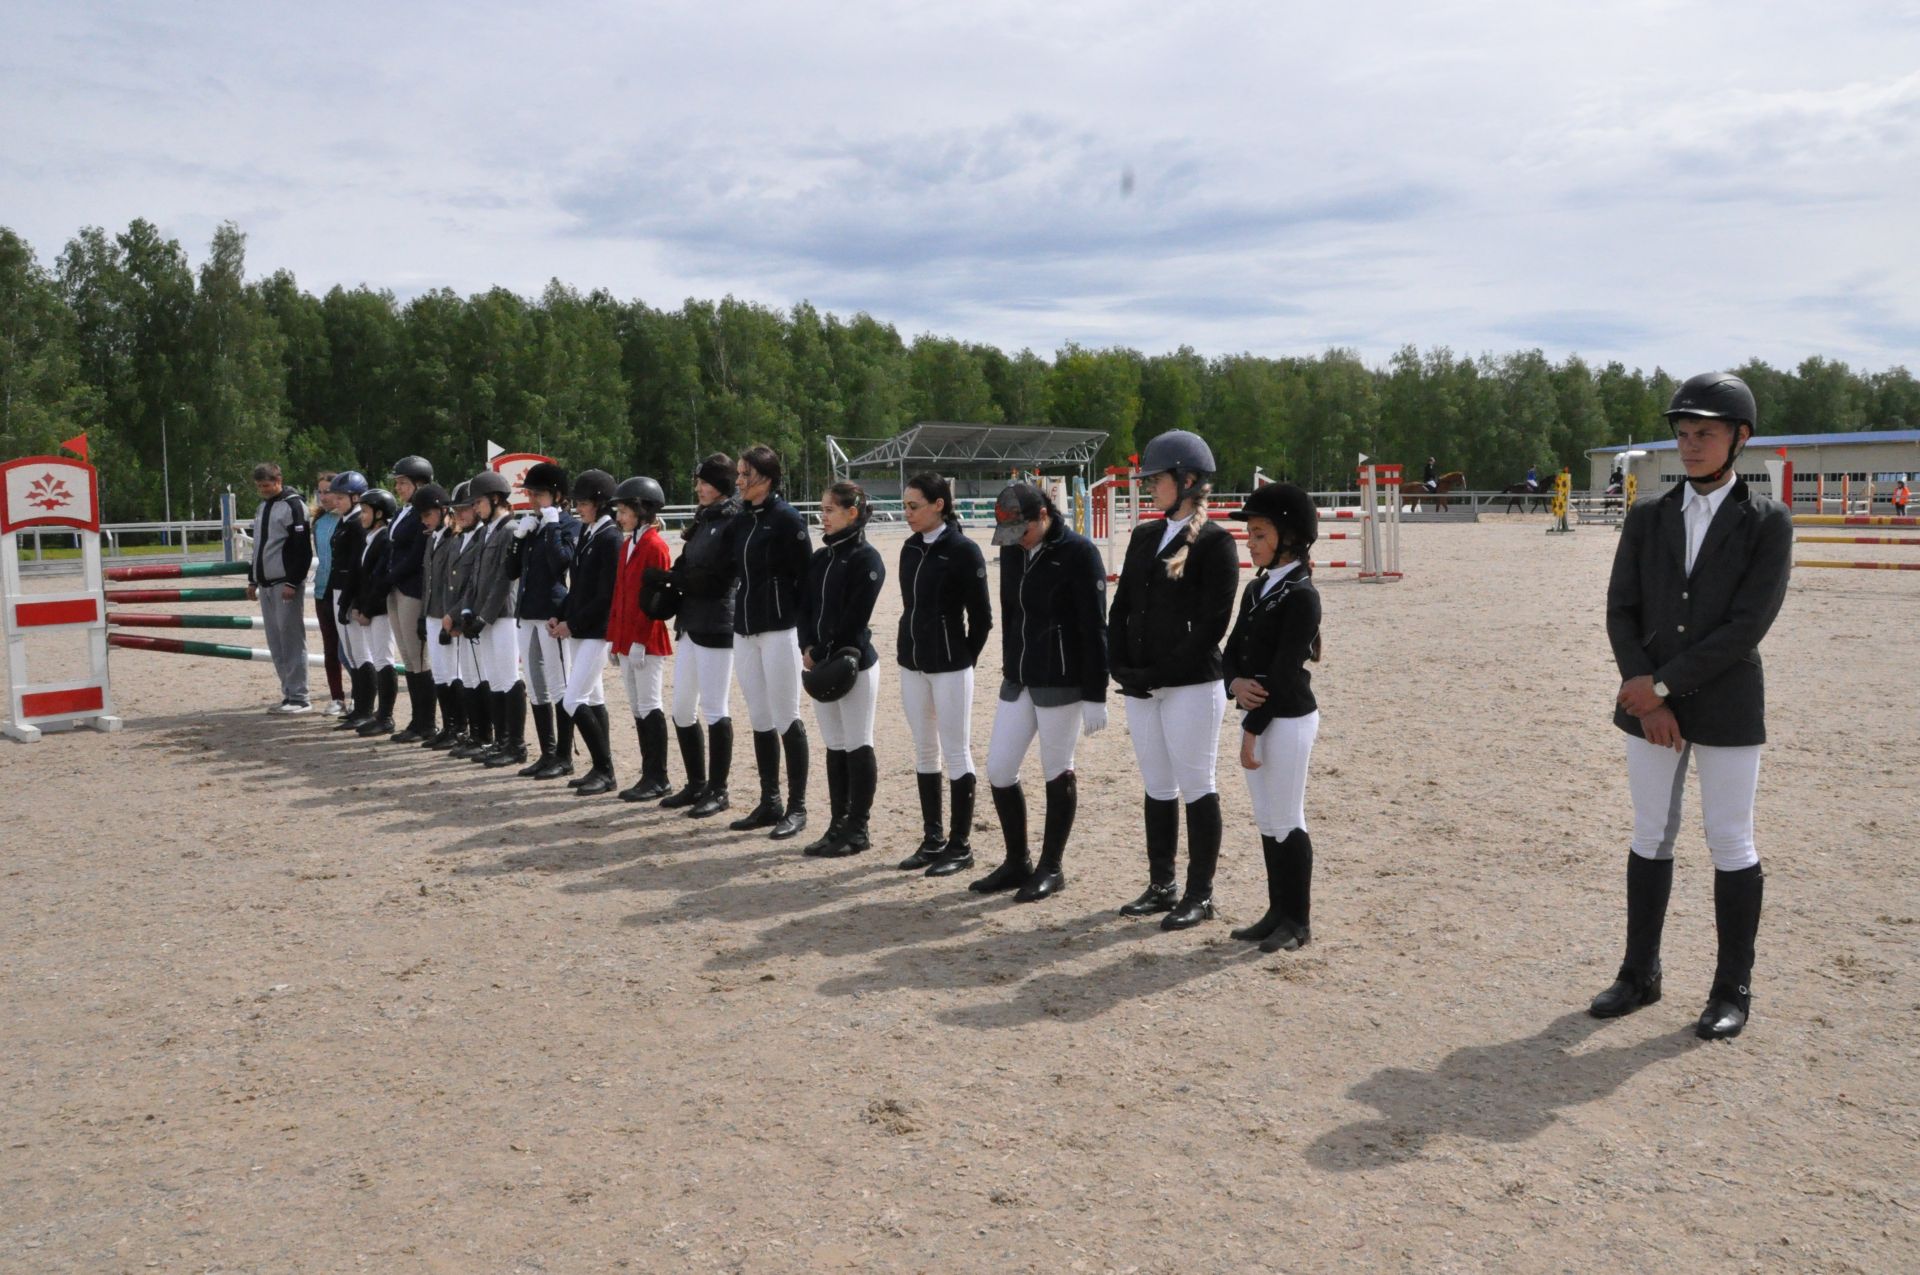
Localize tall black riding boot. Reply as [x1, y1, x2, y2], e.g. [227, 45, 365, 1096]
[518, 703, 556, 777]
[898, 772, 947, 869]
[572, 704, 616, 796]
[1163, 793, 1222, 930]
[1260, 829, 1315, 952]
[925, 773, 977, 877]
[622, 710, 673, 802]
[660, 720, 707, 808]
[1231, 834, 1287, 941]
[729, 729, 785, 829]
[471, 690, 507, 762]
[358, 666, 399, 736]
[392, 671, 432, 743]
[1591, 853, 1674, 1018]
[451, 682, 493, 756]
[1120, 796, 1181, 916]
[486, 683, 530, 768]
[803, 749, 850, 856]
[533, 704, 574, 779]
[1699, 864, 1763, 1040]
[689, 717, 733, 818]
[426, 683, 463, 749]
[837, 745, 877, 856]
[1016, 771, 1076, 902]
[771, 721, 810, 840]
[338, 665, 375, 729]
[971, 783, 1031, 892]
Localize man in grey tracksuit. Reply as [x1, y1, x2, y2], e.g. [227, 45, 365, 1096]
[247, 462, 315, 713]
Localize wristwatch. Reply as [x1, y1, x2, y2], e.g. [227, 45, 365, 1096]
[1652, 680, 1670, 699]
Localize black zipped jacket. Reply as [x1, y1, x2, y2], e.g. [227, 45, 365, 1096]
[560, 517, 620, 641]
[798, 523, 885, 670]
[386, 507, 429, 599]
[1107, 516, 1240, 692]
[672, 497, 740, 647]
[732, 493, 812, 637]
[1221, 567, 1320, 733]
[510, 509, 581, 621]
[896, 522, 992, 674]
[997, 518, 1109, 702]
[325, 515, 366, 604]
[348, 525, 393, 621]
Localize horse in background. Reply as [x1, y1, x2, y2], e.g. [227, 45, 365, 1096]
[1500, 479, 1554, 513]
[1402, 471, 1466, 511]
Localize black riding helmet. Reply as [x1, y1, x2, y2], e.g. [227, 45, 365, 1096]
[802, 647, 861, 702]
[572, 469, 617, 509]
[611, 475, 666, 516]
[409, 482, 450, 512]
[388, 455, 434, 483]
[1665, 372, 1757, 488]
[522, 461, 569, 499]
[360, 488, 401, 522]
[1137, 429, 1216, 511]
[468, 470, 513, 512]
[1232, 482, 1318, 551]
[449, 480, 474, 509]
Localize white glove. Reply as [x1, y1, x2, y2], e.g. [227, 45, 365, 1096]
[1081, 701, 1108, 736]
[512, 513, 538, 538]
[540, 506, 560, 524]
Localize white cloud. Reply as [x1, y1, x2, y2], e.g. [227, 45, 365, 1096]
[2, 0, 1918, 371]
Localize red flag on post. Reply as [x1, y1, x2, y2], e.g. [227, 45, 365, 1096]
[59, 433, 89, 462]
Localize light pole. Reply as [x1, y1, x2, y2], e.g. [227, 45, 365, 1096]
[161, 407, 174, 548]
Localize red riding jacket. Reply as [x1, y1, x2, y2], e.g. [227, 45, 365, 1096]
[609, 526, 674, 658]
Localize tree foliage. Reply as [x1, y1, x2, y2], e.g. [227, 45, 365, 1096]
[2, 218, 1914, 519]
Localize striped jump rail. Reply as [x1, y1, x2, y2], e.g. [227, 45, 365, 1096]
[1791, 515, 1919, 528]
[107, 611, 322, 631]
[1793, 560, 1920, 572]
[102, 561, 252, 581]
[108, 632, 333, 666]
[103, 586, 251, 604]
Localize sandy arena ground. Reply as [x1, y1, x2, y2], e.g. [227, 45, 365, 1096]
[2, 515, 1916, 1274]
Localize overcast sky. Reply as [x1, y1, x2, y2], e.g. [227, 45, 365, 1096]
[5, 1, 1918, 372]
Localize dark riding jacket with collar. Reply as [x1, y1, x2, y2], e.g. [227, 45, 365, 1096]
[1107, 516, 1240, 693]
[1606, 477, 1793, 747]
[1221, 565, 1320, 733]
[997, 518, 1109, 702]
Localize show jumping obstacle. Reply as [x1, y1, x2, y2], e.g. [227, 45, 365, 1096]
[106, 632, 336, 665]
[1790, 513, 1919, 573]
[2, 454, 120, 741]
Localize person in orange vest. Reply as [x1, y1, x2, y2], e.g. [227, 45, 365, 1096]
[1894, 478, 1911, 517]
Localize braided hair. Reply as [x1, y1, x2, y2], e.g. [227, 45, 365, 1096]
[1162, 478, 1212, 582]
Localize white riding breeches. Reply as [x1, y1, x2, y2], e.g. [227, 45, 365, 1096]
[619, 651, 667, 717]
[477, 617, 522, 689]
[735, 630, 803, 733]
[1242, 710, 1318, 839]
[359, 614, 396, 670]
[1125, 680, 1228, 802]
[813, 664, 879, 750]
[899, 667, 976, 780]
[986, 689, 1083, 786]
[673, 641, 735, 727]
[1625, 734, 1762, 871]
[427, 628, 459, 685]
[562, 637, 609, 712]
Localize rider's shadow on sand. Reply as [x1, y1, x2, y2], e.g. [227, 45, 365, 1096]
[1308, 1010, 1704, 1170]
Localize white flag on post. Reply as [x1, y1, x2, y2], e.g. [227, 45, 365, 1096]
[486, 440, 505, 462]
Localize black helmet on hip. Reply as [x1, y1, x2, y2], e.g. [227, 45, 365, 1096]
[1232, 482, 1318, 550]
[388, 455, 433, 483]
[802, 647, 861, 703]
[360, 488, 401, 522]
[571, 468, 617, 507]
[612, 475, 666, 514]
[522, 461, 569, 498]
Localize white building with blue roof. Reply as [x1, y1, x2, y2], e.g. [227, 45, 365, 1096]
[1586, 429, 1920, 505]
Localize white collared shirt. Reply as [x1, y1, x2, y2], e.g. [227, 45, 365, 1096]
[1683, 479, 1733, 574]
[1261, 559, 1303, 597]
[921, 523, 947, 545]
[1157, 514, 1192, 553]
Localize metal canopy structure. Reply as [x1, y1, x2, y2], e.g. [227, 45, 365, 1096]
[828, 423, 1109, 489]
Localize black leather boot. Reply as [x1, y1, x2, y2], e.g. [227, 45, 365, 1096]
[1698, 864, 1763, 1040]
[472, 690, 510, 763]
[898, 772, 947, 869]
[519, 703, 556, 777]
[729, 729, 785, 829]
[803, 749, 850, 856]
[1016, 771, 1075, 903]
[1231, 834, 1286, 941]
[533, 706, 575, 779]
[358, 666, 399, 736]
[1163, 793, 1222, 930]
[338, 665, 375, 729]
[617, 713, 650, 801]
[971, 782, 1032, 892]
[425, 683, 463, 749]
[836, 745, 876, 856]
[1590, 853, 1674, 1018]
[1119, 796, 1181, 916]
[450, 683, 493, 756]
[486, 683, 530, 768]
[572, 704, 616, 796]
[925, 773, 976, 877]
[689, 717, 732, 818]
[771, 721, 810, 840]
[392, 672, 431, 742]
[623, 710, 674, 801]
[660, 721, 707, 808]
[1260, 829, 1314, 952]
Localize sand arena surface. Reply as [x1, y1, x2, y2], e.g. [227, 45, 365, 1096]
[2, 517, 1915, 1273]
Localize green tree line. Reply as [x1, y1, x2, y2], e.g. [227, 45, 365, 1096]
[5, 219, 1918, 521]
